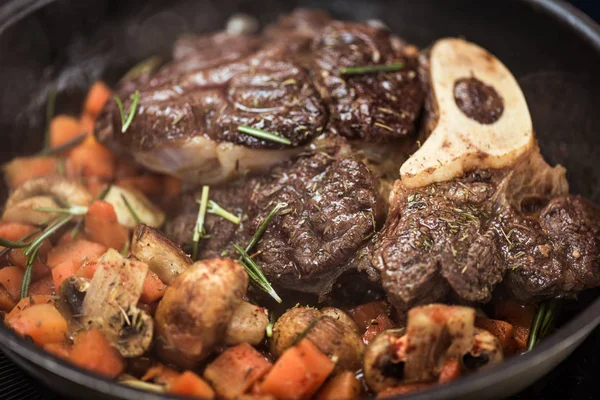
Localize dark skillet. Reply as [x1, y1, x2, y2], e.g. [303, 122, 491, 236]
[1, 0, 600, 399]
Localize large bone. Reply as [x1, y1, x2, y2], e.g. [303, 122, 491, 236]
[400, 38, 534, 188]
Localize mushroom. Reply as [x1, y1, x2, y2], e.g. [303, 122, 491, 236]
[131, 224, 192, 284]
[400, 38, 535, 188]
[2, 176, 92, 224]
[270, 306, 364, 371]
[82, 249, 153, 357]
[363, 329, 407, 393]
[462, 328, 503, 371]
[320, 306, 360, 333]
[154, 258, 248, 368]
[224, 300, 269, 346]
[56, 276, 90, 329]
[103, 185, 165, 228]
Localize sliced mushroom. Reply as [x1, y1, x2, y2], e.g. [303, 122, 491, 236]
[154, 258, 248, 368]
[225, 300, 269, 346]
[363, 329, 407, 393]
[462, 328, 503, 371]
[270, 306, 364, 371]
[131, 224, 192, 284]
[321, 307, 360, 333]
[2, 196, 61, 225]
[82, 249, 153, 357]
[401, 38, 534, 188]
[56, 276, 90, 330]
[103, 185, 165, 228]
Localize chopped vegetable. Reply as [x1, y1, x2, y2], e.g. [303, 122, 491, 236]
[475, 317, 517, 355]
[102, 185, 165, 228]
[47, 239, 107, 269]
[84, 200, 129, 250]
[52, 261, 80, 290]
[259, 338, 334, 400]
[225, 301, 269, 346]
[168, 371, 215, 399]
[84, 81, 112, 118]
[141, 363, 180, 385]
[69, 328, 125, 378]
[492, 300, 535, 350]
[47, 115, 83, 150]
[68, 136, 116, 179]
[140, 270, 167, 303]
[28, 276, 54, 296]
[316, 371, 362, 400]
[0, 266, 24, 300]
[5, 303, 67, 345]
[3, 157, 59, 189]
[438, 357, 462, 383]
[204, 343, 272, 399]
[7, 295, 54, 319]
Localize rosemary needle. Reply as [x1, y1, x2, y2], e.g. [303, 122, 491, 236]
[121, 194, 141, 224]
[238, 126, 291, 145]
[234, 244, 282, 303]
[192, 186, 210, 261]
[207, 200, 240, 224]
[246, 202, 286, 253]
[114, 90, 140, 133]
[339, 62, 404, 76]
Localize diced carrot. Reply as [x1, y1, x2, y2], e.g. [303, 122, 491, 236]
[438, 357, 462, 384]
[377, 383, 433, 398]
[44, 342, 71, 360]
[68, 136, 116, 180]
[29, 275, 55, 296]
[204, 343, 272, 399]
[492, 300, 535, 351]
[47, 239, 107, 269]
[140, 270, 167, 304]
[475, 317, 517, 355]
[259, 339, 334, 400]
[0, 222, 38, 246]
[69, 328, 125, 378]
[3, 157, 59, 189]
[317, 371, 362, 400]
[0, 286, 16, 312]
[49, 115, 83, 149]
[0, 266, 24, 300]
[513, 326, 530, 351]
[51, 261, 80, 291]
[117, 176, 164, 198]
[7, 295, 53, 320]
[169, 371, 215, 399]
[348, 301, 391, 332]
[84, 201, 129, 250]
[83, 81, 111, 118]
[76, 261, 98, 280]
[141, 364, 180, 385]
[80, 113, 96, 138]
[9, 249, 51, 281]
[5, 303, 67, 345]
[363, 313, 395, 344]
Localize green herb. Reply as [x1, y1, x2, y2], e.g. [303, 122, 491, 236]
[121, 194, 141, 224]
[21, 215, 73, 298]
[97, 184, 113, 201]
[266, 312, 275, 338]
[233, 244, 282, 303]
[39, 133, 88, 156]
[121, 240, 130, 257]
[527, 299, 559, 350]
[339, 62, 404, 76]
[34, 205, 88, 215]
[246, 202, 285, 253]
[43, 87, 57, 150]
[291, 316, 322, 346]
[114, 90, 140, 133]
[70, 220, 83, 239]
[238, 126, 291, 145]
[207, 200, 240, 224]
[0, 229, 41, 259]
[192, 186, 210, 261]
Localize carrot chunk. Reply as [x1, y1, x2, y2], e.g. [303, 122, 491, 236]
[204, 343, 272, 399]
[169, 371, 215, 399]
[47, 239, 107, 269]
[49, 115, 83, 149]
[68, 136, 116, 180]
[3, 157, 59, 189]
[0, 266, 24, 300]
[44, 342, 71, 360]
[0, 286, 16, 312]
[438, 357, 462, 383]
[9, 249, 51, 281]
[5, 303, 67, 345]
[76, 261, 98, 280]
[317, 371, 362, 400]
[84, 201, 129, 250]
[83, 81, 111, 118]
[7, 295, 53, 320]
[69, 329, 125, 378]
[51, 261, 80, 290]
[29, 275, 55, 296]
[140, 270, 167, 304]
[475, 317, 517, 355]
[259, 339, 334, 400]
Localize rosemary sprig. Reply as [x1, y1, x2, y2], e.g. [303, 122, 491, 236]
[39, 133, 88, 156]
[207, 200, 240, 224]
[527, 299, 559, 351]
[114, 90, 140, 133]
[21, 215, 73, 298]
[192, 186, 210, 261]
[34, 205, 88, 215]
[238, 126, 291, 145]
[234, 244, 282, 303]
[246, 202, 286, 253]
[121, 194, 141, 224]
[43, 87, 57, 150]
[0, 229, 41, 259]
[339, 62, 404, 76]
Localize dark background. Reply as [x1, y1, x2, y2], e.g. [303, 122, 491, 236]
[1, 0, 600, 399]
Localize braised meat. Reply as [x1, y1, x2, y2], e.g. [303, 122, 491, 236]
[95, 10, 423, 184]
[374, 149, 600, 311]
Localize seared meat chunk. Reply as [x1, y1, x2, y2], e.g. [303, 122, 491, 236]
[311, 21, 423, 142]
[245, 152, 384, 295]
[374, 149, 600, 310]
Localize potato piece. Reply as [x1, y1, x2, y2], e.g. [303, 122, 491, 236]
[271, 306, 364, 371]
[131, 224, 192, 284]
[155, 258, 248, 368]
[104, 185, 165, 228]
[225, 301, 269, 346]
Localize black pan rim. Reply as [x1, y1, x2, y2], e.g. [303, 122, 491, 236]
[1, 0, 600, 399]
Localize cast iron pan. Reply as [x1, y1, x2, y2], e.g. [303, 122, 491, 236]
[0, 0, 600, 399]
